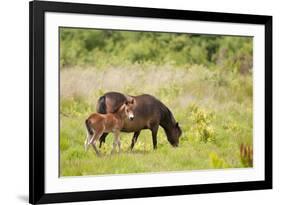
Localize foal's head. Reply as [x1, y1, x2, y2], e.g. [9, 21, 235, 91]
[117, 99, 135, 120]
[124, 99, 135, 120]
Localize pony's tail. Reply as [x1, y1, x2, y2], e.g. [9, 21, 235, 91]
[97, 95, 107, 114]
[85, 119, 93, 135]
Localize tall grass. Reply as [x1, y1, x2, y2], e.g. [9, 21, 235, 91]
[60, 64, 252, 176]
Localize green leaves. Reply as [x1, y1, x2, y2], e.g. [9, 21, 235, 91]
[60, 28, 253, 72]
[189, 104, 216, 143]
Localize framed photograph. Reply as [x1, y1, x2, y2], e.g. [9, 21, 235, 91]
[29, 0, 272, 204]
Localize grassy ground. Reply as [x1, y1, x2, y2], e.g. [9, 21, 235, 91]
[60, 64, 253, 176]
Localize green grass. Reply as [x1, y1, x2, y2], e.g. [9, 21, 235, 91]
[60, 64, 253, 176]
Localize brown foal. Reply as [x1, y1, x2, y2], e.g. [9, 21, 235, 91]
[84, 100, 135, 156]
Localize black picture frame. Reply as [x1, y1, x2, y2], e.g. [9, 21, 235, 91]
[29, 0, 272, 204]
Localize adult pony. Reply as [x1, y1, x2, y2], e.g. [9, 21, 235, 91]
[96, 92, 182, 149]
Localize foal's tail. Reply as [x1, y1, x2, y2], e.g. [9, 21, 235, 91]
[85, 119, 93, 135]
[96, 95, 107, 114]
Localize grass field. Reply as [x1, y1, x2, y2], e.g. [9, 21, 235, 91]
[60, 64, 253, 176]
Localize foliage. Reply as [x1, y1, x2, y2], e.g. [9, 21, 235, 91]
[240, 143, 253, 167]
[189, 104, 215, 143]
[60, 28, 253, 74]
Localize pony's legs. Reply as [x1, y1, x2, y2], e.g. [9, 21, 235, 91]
[130, 131, 141, 150]
[151, 125, 159, 149]
[99, 132, 108, 148]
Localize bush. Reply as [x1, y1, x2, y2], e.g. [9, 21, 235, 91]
[240, 143, 253, 167]
[188, 104, 216, 143]
[60, 28, 253, 72]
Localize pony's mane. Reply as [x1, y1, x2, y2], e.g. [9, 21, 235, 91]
[159, 101, 176, 125]
[110, 93, 133, 114]
[158, 102, 177, 140]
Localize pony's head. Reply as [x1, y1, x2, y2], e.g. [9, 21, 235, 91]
[167, 122, 182, 147]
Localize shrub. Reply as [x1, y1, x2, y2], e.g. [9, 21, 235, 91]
[60, 28, 253, 72]
[189, 104, 216, 143]
[240, 143, 253, 167]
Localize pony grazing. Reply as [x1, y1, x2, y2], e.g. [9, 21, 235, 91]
[84, 100, 135, 156]
[96, 92, 182, 150]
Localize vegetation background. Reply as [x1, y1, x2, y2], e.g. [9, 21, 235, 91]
[60, 27, 253, 176]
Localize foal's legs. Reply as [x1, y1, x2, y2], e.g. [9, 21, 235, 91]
[90, 131, 103, 156]
[111, 131, 121, 154]
[84, 131, 92, 151]
[91, 141, 100, 156]
[130, 131, 141, 150]
[85, 126, 94, 151]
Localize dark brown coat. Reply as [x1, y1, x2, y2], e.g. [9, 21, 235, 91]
[97, 92, 182, 149]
